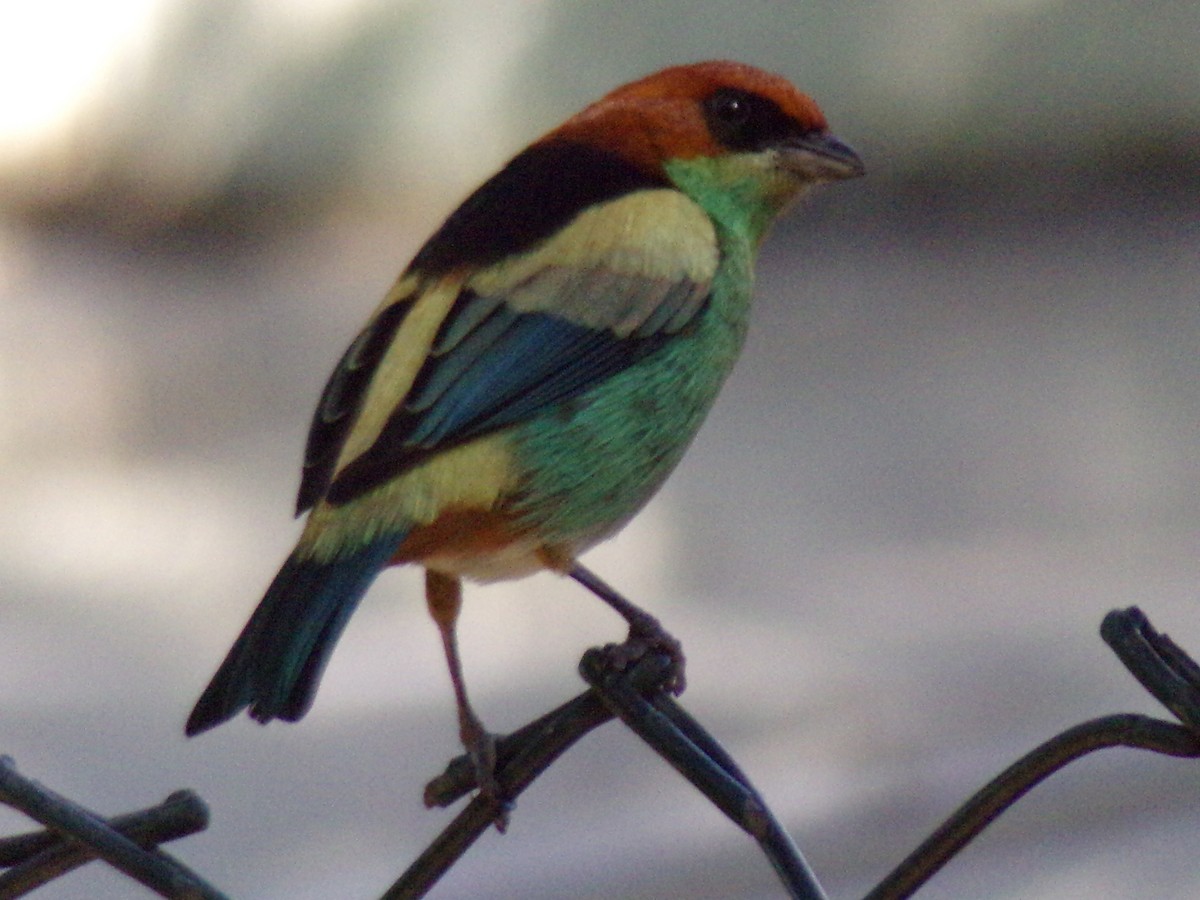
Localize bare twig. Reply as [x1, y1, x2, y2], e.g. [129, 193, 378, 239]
[388, 656, 665, 898]
[421, 683, 616, 810]
[0, 757, 227, 899]
[1101, 606, 1200, 730]
[0, 788, 208, 896]
[394, 650, 826, 900]
[866, 606, 1200, 900]
[398, 606, 1200, 900]
[8, 605, 1194, 899]
[0, 790, 208, 865]
[864, 714, 1200, 900]
[578, 649, 827, 900]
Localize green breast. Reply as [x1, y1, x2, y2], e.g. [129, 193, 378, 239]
[506, 235, 755, 547]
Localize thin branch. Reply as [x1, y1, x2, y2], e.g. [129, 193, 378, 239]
[402, 606, 1200, 900]
[387, 659, 653, 898]
[0, 790, 208, 864]
[394, 650, 827, 900]
[866, 606, 1200, 900]
[578, 649, 828, 900]
[1101, 606, 1200, 729]
[0, 789, 208, 896]
[3, 604, 1193, 899]
[863, 714, 1200, 900]
[0, 757, 227, 900]
[422, 684, 615, 810]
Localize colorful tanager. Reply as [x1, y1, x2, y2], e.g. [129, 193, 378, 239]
[187, 60, 864, 802]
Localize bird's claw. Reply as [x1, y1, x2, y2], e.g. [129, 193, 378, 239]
[460, 718, 511, 831]
[600, 618, 687, 695]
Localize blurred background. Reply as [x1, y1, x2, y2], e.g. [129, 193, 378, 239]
[1, 1, 1198, 897]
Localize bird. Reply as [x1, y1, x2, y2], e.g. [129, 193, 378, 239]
[185, 60, 864, 804]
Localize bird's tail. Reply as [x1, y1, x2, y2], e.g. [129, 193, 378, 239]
[185, 535, 403, 736]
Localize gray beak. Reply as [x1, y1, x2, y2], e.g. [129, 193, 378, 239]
[779, 132, 865, 181]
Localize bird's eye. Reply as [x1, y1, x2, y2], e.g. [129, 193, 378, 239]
[712, 92, 749, 127]
[702, 87, 794, 152]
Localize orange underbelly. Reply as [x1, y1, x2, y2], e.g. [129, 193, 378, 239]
[391, 507, 569, 582]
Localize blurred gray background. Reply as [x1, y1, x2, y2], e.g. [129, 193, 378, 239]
[1, 1, 1198, 897]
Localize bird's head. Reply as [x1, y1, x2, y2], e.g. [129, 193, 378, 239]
[543, 60, 864, 240]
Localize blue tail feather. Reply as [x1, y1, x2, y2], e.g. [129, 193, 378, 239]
[185, 535, 403, 736]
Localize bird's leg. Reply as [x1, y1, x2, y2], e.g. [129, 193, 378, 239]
[424, 570, 506, 823]
[568, 561, 686, 695]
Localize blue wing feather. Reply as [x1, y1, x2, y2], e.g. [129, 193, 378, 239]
[324, 306, 680, 505]
[408, 314, 640, 444]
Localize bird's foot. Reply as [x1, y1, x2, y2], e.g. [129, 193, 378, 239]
[567, 563, 687, 694]
[459, 714, 511, 832]
[601, 609, 687, 695]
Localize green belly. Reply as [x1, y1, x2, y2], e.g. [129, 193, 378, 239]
[506, 292, 748, 547]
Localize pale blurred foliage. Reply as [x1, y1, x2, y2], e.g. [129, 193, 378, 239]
[1, 0, 1196, 231]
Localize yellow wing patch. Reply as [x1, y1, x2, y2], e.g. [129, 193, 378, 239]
[301, 432, 518, 562]
[331, 273, 462, 480]
[466, 189, 718, 334]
